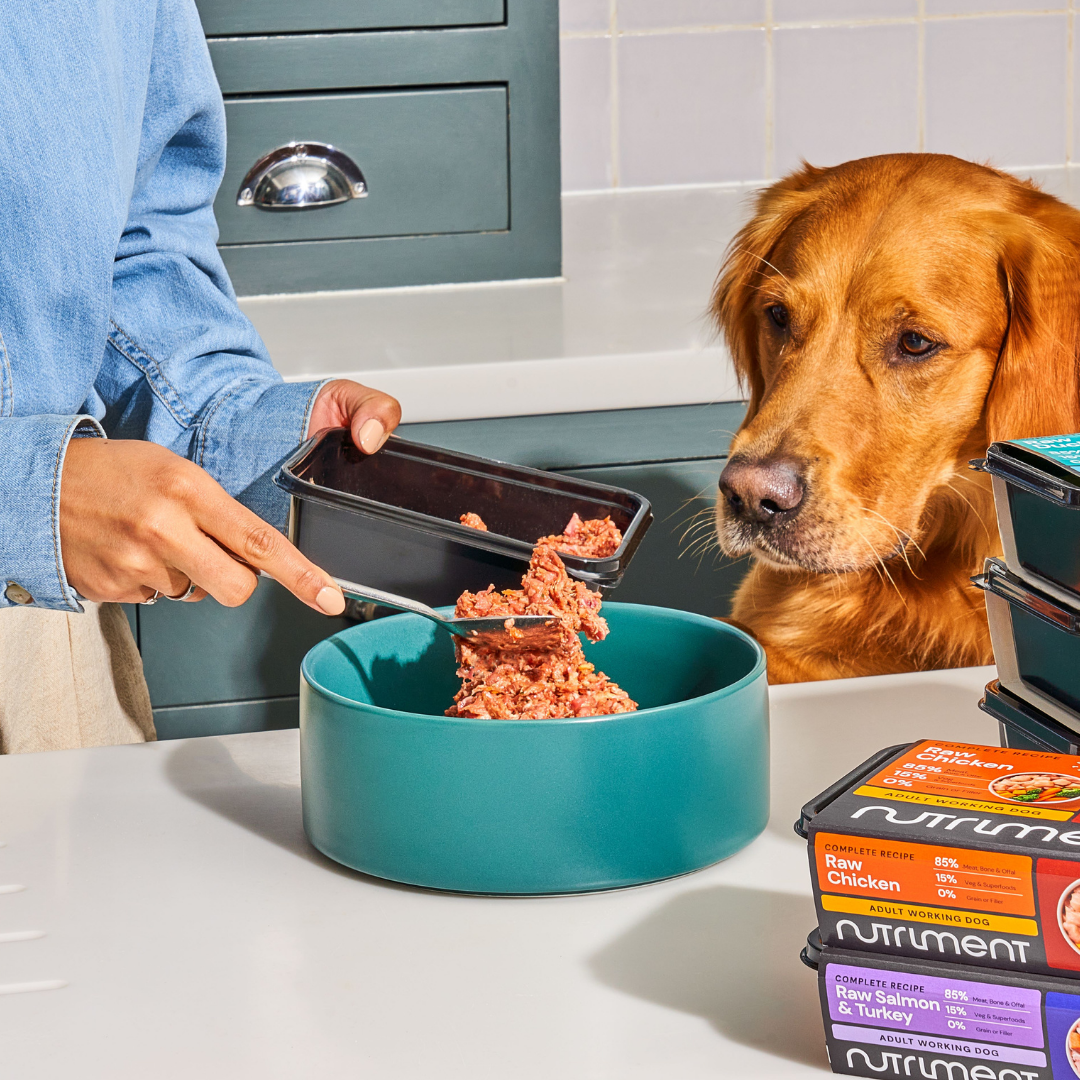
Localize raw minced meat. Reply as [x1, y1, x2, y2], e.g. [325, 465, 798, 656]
[538, 513, 623, 558]
[459, 511, 622, 559]
[447, 515, 637, 720]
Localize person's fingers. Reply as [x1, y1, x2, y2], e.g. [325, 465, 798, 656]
[308, 379, 402, 454]
[160, 527, 261, 609]
[188, 486, 345, 615]
[354, 414, 388, 454]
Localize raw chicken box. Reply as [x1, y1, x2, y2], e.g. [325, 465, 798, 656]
[797, 740, 1080, 980]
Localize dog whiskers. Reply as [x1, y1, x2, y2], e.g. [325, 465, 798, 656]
[857, 505, 925, 577]
[942, 478, 994, 544]
[852, 525, 906, 604]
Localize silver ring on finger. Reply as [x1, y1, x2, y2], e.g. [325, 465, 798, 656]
[141, 590, 162, 606]
[165, 580, 199, 602]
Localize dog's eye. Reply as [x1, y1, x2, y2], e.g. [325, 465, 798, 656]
[898, 331, 935, 356]
[766, 304, 789, 330]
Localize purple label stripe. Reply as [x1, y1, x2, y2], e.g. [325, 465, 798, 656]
[826, 964, 1044, 1049]
[831, 1025, 1048, 1069]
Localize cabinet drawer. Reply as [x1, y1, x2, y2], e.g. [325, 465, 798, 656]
[196, 0, 504, 36]
[138, 578, 350, 708]
[399, 403, 748, 470]
[153, 697, 300, 741]
[217, 86, 508, 246]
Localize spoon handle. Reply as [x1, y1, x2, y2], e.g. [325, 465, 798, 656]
[332, 577, 448, 629]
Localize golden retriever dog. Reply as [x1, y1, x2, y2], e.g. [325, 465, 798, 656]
[712, 153, 1080, 683]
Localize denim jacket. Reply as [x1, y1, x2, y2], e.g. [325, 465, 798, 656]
[0, 0, 322, 612]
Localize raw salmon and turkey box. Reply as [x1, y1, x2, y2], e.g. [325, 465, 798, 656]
[797, 740, 1080, 980]
[802, 931, 1080, 1080]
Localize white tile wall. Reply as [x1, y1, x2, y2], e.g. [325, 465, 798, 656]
[773, 23, 919, 174]
[925, 14, 1068, 166]
[558, 0, 1077, 192]
[559, 36, 614, 190]
[618, 30, 767, 185]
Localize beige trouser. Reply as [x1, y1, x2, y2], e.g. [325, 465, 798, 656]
[0, 602, 155, 754]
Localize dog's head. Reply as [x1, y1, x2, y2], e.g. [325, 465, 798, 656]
[713, 153, 1080, 574]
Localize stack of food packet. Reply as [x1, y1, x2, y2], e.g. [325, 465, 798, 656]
[799, 739, 1080, 1080]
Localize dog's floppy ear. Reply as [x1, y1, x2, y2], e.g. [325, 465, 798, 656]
[711, 164, 824, 421]
[986, 194, 1080, 443]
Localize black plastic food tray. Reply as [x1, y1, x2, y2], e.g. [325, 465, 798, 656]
[978, 439, 1080, 605]
[980, 678, 1080, 755]
[973, 557, 1080, 735]
[275, 429, 653, 609]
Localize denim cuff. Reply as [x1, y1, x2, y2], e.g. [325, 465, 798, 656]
[194, 378, 327, 532]
[0, 414, 106, 612]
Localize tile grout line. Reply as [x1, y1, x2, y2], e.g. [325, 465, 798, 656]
[610, 0, 620, 189]
[559, 9, 1070, 40]
[765, 0, 775, 180]
[917, 0, 927, 153]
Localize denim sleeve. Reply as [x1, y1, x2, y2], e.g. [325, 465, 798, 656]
[0, 416, 105, 611]
[105, 0, 323, 532]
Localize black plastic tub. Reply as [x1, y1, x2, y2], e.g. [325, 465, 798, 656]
[979, 437, 1080, 606]
[981, 678, 1080, 754]
[275, 429, 653, 608]
[973, 556, 1080, 734]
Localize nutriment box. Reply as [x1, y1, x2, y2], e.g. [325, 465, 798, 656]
[806, 933, 1080, 1080]
[799, 740, 1080, 980]
[981, 682, 1080, 758]
[974, 559, 1080, 735]
[979, 436, 1080, 609]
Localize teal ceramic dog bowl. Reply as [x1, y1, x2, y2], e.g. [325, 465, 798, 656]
[300, 603, 769, 894]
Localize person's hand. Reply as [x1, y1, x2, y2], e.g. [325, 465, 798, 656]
[60, 438, 348, 613]
[308, 379, 402, 453]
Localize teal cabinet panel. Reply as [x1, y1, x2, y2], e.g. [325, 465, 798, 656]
[196, 0, 504, 36]
[559, 460, 747, 618]
[139, 578, 350, 708]
[209, 27, 516, 97]
[219, 226, 555, 294]
[218, 87, 509, 245]
[207, 0, 560, 294]
[399, 402, 748, 471]
[153, 697, 299, 741]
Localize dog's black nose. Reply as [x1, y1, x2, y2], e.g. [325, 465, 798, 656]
[718, 457, 805, 524]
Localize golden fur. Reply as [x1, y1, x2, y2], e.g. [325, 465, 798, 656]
[711, 153, 1080, 683]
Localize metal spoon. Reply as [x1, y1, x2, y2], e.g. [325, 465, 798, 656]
[333, 577, 564, 649]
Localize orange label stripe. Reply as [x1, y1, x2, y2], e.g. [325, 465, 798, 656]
[815, 832, 1035, 916]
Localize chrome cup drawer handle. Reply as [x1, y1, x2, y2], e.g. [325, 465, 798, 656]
[236, 142, 368, 210]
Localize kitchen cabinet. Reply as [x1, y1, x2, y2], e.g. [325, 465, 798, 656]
[195, 1, 506, 35]
[130, 401, 748, 738]
[195, 0, 560, 295]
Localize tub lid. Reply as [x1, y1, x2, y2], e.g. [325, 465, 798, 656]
[800, 928, 822, 971]
[972, 557, 1080, 635]
[980, 437, 1080, 507]
[980, 679, 1080, 751]
[793, 743, 914, 840]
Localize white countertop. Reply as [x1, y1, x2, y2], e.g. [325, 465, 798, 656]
[0, 665, 1000, 1078]
[240, 186, 752, 422]
[239, 166, 1080, 425]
